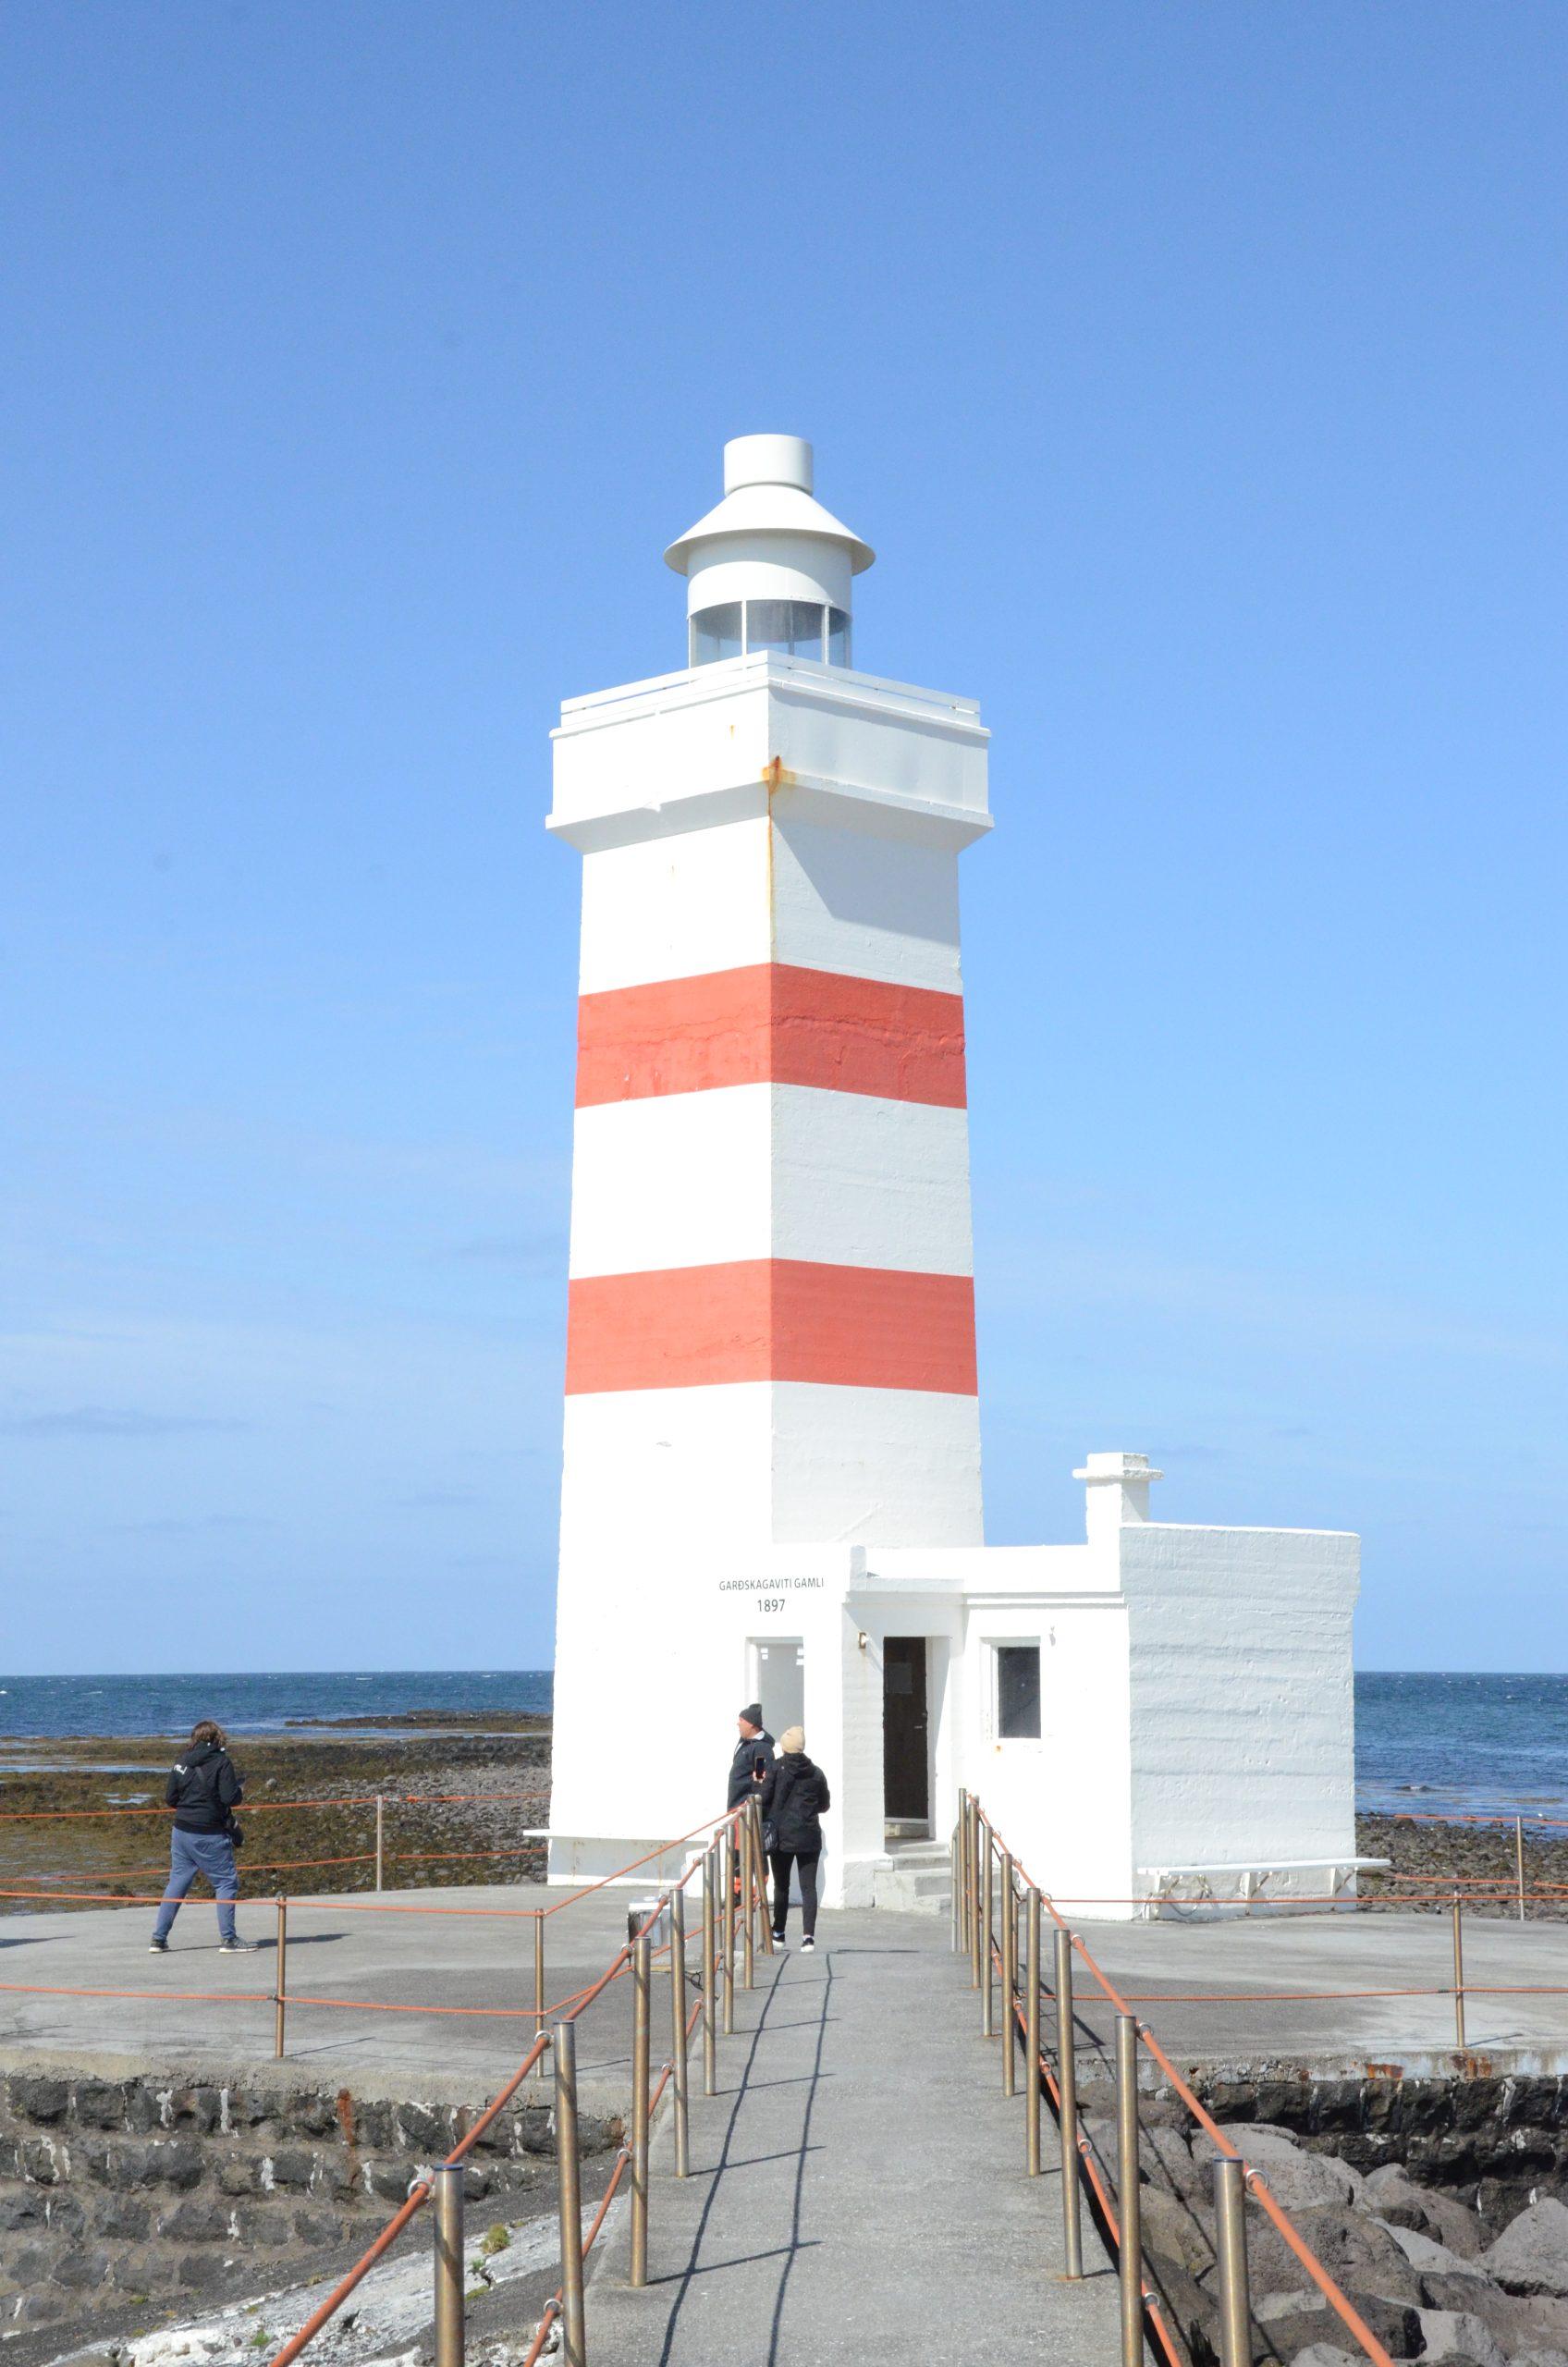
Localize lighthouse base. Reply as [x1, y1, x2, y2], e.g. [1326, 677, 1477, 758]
[545, 1457, 1360, 1921]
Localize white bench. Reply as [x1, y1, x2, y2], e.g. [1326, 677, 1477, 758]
[1136, 1856, 1390, 1918]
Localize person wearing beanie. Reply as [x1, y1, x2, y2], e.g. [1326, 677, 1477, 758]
[727, 1700, 776, 1810]
[759, 1728, 831, 1951]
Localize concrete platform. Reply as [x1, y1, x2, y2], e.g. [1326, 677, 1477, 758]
[6, 1888, 1568, 2104]
[0, 1882, 643, 2103]
[1065, 1908, 1568, 2076]
[584, 1908, 1123, 2367]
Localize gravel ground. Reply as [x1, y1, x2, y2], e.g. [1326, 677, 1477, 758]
[0, 1718, 552, 1910]
[1356, 1809, 1568, 1919]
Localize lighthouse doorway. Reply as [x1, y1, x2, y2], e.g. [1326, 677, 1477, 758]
[883, 1637, 931, 1836]
[752, 1637, 804, 1743]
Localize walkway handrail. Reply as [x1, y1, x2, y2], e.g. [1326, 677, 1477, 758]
[959, 1792, 1398, 2367]
[263, 1796, 772, 2367]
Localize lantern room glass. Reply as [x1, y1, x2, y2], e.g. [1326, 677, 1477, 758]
[746, 599, 827, 657]
[689, 599, 851, 669]
[690, 602, 742, 664]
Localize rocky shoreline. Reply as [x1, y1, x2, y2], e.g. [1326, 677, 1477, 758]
[0, 1714, 552, 1909]
[1112, 2085, 1568, 2367]
[1356, 1814, 1568, 1921]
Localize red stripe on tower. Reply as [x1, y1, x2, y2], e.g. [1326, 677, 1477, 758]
[564, 1260, 978, 1396]
[575, 964, 967, 1110]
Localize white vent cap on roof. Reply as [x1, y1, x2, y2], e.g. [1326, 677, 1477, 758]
[723, 435, 814, 496]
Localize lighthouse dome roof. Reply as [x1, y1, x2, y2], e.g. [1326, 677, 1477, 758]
[664, 435, 875, 578]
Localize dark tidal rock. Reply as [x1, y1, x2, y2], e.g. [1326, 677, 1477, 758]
[1480, 2196, 1568, 2296]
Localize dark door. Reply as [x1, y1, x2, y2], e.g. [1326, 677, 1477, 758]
[883, 1637, 930, 1825]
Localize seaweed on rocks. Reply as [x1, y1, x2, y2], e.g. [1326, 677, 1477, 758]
[0, 1720, 552, 1910]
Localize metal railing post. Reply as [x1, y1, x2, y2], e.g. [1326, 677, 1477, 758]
[630, 1930, 651, 2287]
[1116, 2014, 1144, 2367]
[1055, 1924, 1084, 2278]
[1213, 2155, 1252, 2367]
[1452, 1893, 1466, 2049]
[950, 1820, 961, 1953]
[1000, 1850, 1017, 2093]
[274, 1896, 288, 2060]
[433, 2163, 465, 2367]
[701, 1846, 717, 2097]
[955, 1790, 969, 1954]
[741, 1814, 755, 1991]
[553, 2022, 585, 2367]
[533, 1915, 546, 2051]
[721, 1831, 736, 2036]
[968, 1797, 982, 1989]
[374, 1795, 385, 1892]
[962, 1796, 972, 1979]
[750, 1800, 775, 1956]
[1025, 1886, 1042, 2174]
[669, 1882, 690, 2178]
[981, 1825, 995, 2038]
[1517, 1815, 1527, 1923]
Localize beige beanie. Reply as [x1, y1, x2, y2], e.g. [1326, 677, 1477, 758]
[779, 1725, 806, 1756]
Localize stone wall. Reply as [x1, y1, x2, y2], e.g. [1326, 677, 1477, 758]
[1183, 2066, 1568, 2228]
[0, 2056, 620, 2336]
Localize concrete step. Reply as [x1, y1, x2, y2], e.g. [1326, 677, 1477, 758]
[870, 1858, 952, 1915]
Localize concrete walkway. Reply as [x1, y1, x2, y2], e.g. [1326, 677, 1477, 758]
[584, 1908, 1121, 2367]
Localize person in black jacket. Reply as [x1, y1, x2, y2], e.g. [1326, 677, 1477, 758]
[727, 1703, 775, 1810]
[758, 1726, 830, 1952]
[150, 1721, 255, 1953]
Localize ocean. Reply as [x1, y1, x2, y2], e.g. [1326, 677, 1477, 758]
[0, 1670, 552, 1742]
[0, 1670, 1564, 1820]
[1353, 1671, 1568, 1819]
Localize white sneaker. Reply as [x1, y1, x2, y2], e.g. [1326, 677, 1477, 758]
[801, 1936, 815, 1953]
[772, 1932, 789, 1950]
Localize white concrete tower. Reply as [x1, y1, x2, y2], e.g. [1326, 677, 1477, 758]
[546, 435, 992, 1863]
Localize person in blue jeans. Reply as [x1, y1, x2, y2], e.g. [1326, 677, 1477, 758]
[150, 1720, 256, 1953]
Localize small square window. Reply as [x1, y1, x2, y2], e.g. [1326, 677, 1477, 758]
[997, 1645, 1040, 1740]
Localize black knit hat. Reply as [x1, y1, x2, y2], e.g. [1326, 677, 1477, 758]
[739, 1702, 764, 1728]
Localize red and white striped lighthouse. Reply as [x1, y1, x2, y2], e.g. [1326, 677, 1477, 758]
[545, 435, 992, 1863]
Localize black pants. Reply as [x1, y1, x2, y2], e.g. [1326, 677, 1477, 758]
[768, 1847, 820, 1940]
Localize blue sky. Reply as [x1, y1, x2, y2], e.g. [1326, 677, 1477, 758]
[4, 4, 1563, 1674]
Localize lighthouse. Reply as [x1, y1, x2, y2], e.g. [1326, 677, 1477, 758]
[545, 437, 1366, 1918]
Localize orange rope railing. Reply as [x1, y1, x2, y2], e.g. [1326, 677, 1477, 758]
[264, 1808, 741, 2367]
[268, 2182, 439, 2367]
[978, 1804, 1399, 2367]
[1382, 1807, 1568, 1829]
[517, 1977, 706, 2367]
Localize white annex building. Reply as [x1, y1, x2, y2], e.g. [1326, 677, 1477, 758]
[545, 435, 1366, 1919]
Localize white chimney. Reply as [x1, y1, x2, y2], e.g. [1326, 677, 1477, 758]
[1073, 1451, 1165, 1548]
